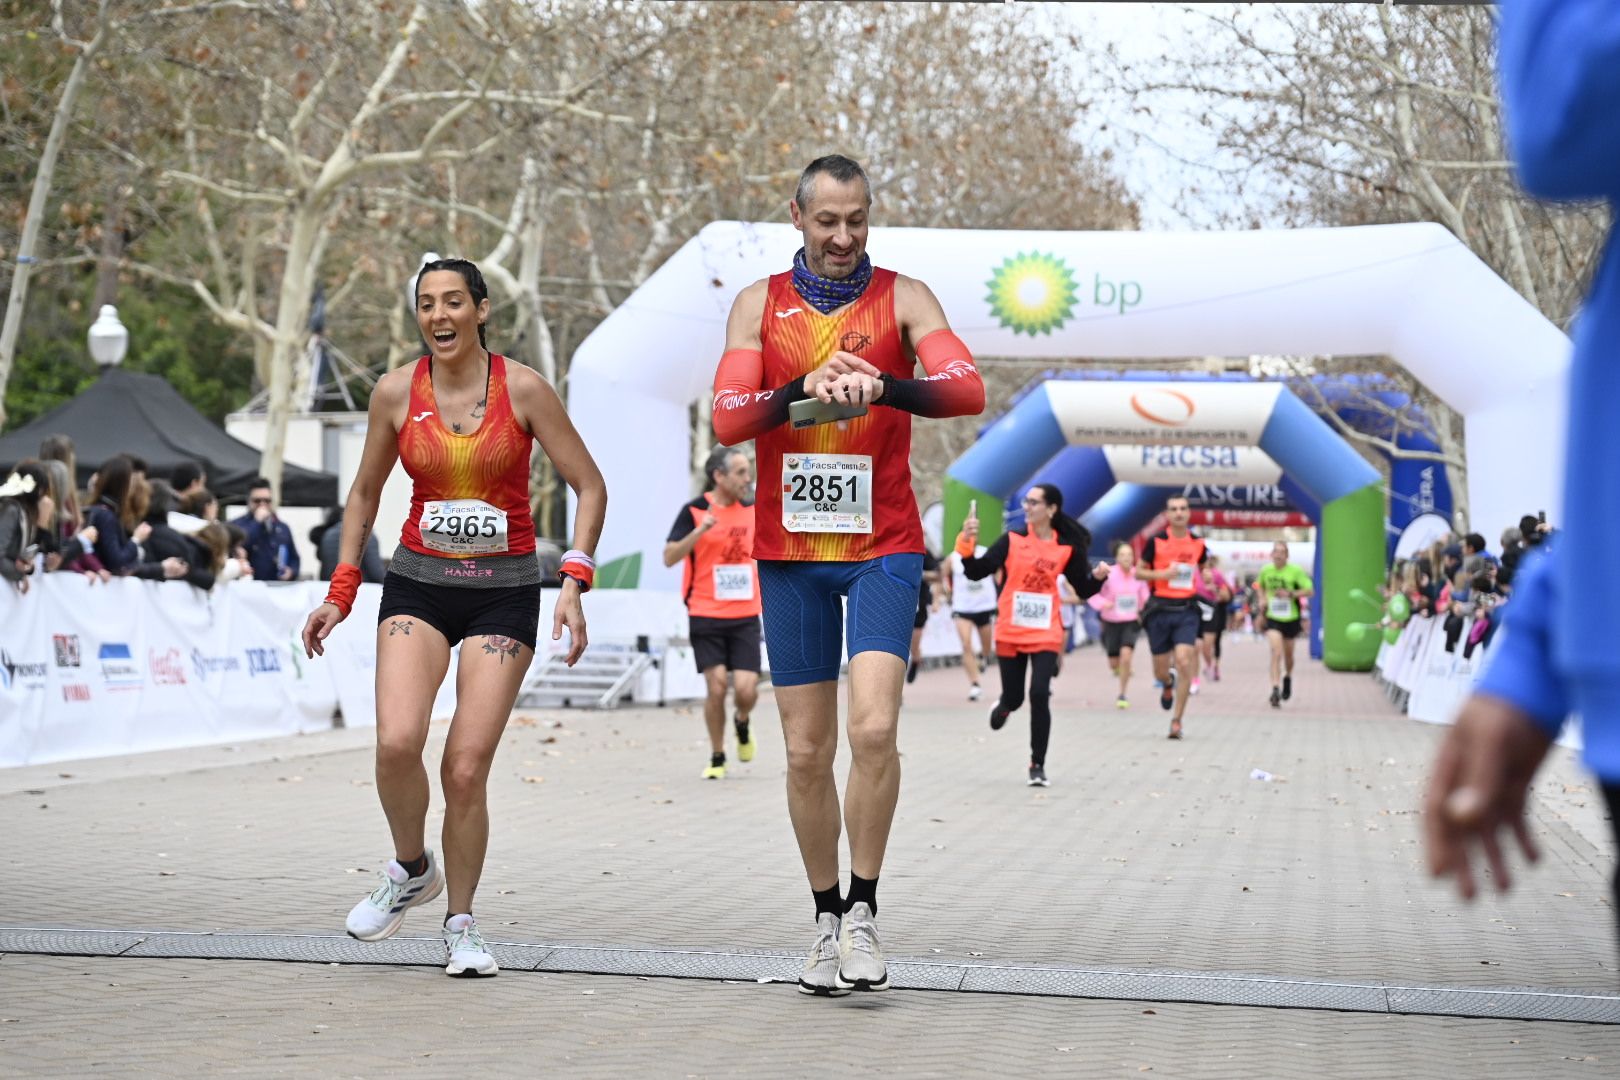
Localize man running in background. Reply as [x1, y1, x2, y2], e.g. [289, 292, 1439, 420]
[1256, 540, 1313, 708]
[944, 531, 998, 701]
[1138, 494, 1206, 739]
[664, 446, 762, 779]
[711, 154, 984, 995]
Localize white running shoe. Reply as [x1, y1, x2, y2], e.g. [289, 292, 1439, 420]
[798, 912, 848, 996]
[345, 851, 444, 941]
[968, 683, 982, 702]
[836, 902, 889, 992]
[443, 914, 499, 977]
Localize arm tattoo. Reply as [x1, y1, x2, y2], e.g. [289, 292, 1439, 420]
[388, 619, 413, 636]
[480, 635, 523, 663]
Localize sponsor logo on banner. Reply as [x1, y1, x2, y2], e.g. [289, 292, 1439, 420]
[191, 649, 242, 680]
[1048, 382, 1279, 446]
[99, 643, 142, 692]
[1182, 483, 1292, 509]
[149, 648, 188, 686]
[2, 649, 49, 691]
[62, 683, 92, 702]
[53, 633, 81, 667]
[245, 647, 282, 676]
[1104, 445, 1284, 487]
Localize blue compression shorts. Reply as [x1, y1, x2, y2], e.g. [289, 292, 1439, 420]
[757, 553, 924, 687]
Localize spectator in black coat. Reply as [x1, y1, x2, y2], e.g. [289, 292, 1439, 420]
[83, 454, 151, 574]
[128, 480, 215, 590]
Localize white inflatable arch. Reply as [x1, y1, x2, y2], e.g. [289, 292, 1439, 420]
[569, 221, 1567, 589]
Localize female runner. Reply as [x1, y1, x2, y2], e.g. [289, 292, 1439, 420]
[302, 257, 607, 977]
[955, 484, 1105, 786]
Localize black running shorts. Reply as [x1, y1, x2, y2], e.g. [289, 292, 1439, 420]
[689, 614, 762, 674]
[1100, 620, 1142, 657]
[954, 609, 995, 628]
[378, 572, 541, 650]
[1267, 617, 1303, 640]
[1144, 601, 1200, 655]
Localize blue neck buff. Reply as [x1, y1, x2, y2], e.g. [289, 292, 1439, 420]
[791, 247, 873, 314]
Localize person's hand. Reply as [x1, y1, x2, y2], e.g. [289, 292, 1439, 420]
[552, 578, 588, 666]
[13, 571, 28, 595]
[1093, 561, 1111, 580]
[80, 525, 99, 545]
[278, 565, 295, 581]
[44, 552, 62, 572]
[253, 503, 272, 523]
[819, 370, 883, 407]
[133, 521, 153, 543]
[161, 556, 188, 579]
[1425, 693, 1554, 900]
[698, 512, 717, 533]
[804, 352, 882, 399]
[301, 602, 343, 658]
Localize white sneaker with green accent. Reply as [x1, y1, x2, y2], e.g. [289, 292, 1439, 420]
[345, 851, 443, 941]
[443, 914, 499, 977]
[836, 902, 889, 992]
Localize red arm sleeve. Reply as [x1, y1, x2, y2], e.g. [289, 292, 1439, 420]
[882, 329, 985, 419]
[711, 348, 806, 446]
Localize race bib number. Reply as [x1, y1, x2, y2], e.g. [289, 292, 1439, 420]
[1169, 562, 1195, 591]
[1268, 594, 1294, 620]
[1113, 593, 1139, 617]
[421, 499, 508, 555]
[781, 454, 873, 534]
[713, 563, 754, 602]
[1011, 591, 1053, 630]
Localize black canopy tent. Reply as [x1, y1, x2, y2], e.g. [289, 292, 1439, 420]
[0, 369, 339, 506]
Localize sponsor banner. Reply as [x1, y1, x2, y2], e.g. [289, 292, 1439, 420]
[1103, 444, 1283, 486]
[1180, 483, 1295, 511]
[1048, 381, 1282, 447]
[1189, 509, 1313, 529]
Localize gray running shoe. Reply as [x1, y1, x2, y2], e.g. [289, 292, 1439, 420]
[443, 914, 499, 977]
[836, 902, 889, 992]
[345, 850, 443, 941]
[798, 912, 848, 996]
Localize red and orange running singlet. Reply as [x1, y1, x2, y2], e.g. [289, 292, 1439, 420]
[753, 268, 922, 562]
[397, 354, 536, 559]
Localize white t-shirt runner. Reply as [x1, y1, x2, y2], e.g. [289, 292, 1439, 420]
[950, 548, 997, 614]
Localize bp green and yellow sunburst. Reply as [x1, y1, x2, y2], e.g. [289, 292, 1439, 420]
[985, 252, 1078, 336]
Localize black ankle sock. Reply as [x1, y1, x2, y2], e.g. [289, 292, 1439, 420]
[710, 751, 725, 767]
[812, 884, 843, 920]
[846, 874, 878, 915]
[398, 853, 429, 879]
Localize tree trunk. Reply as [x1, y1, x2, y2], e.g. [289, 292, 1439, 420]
[0, 3, 109, 427]
[259, 207, 322, 500]
[93, 182, 127, 312]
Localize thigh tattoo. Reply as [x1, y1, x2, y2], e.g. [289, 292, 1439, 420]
[388, 619, 414, 636]
[481, 635, 523, 663]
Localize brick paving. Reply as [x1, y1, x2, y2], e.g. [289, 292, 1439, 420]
[3, 635, 1617, 1077]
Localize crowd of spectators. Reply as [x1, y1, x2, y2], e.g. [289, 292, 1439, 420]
[0, 433, 278, 594]
[1382, 515, 1552, 657]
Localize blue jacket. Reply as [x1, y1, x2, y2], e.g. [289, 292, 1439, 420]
[1488, 0, 1620, 781]
[231, 513, 301, 581]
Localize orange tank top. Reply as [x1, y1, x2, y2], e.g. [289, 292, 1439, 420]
[680, 494, 761, 619]
[753, 268, 922, 563]
[996, 530, 1072, 654]
[397, 354, 536, 558]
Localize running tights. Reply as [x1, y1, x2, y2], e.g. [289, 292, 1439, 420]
[1606, 784, 1620, 960]
[996, 651, 1058, 767]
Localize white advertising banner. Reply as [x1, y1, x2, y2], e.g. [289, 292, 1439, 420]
[1103, 444, 1283, 486]
[1046, 381, 1284, 447]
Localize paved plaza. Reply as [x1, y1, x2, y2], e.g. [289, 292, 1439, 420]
[3, 635, 1617, 1077]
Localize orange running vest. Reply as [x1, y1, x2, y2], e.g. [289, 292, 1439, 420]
[1147, 532, 1206, 599]
[680, 494, 761, 619]
[995, 530, 1073, 655]
[397, 354, 536, 558]
[754, 268, 923, 562]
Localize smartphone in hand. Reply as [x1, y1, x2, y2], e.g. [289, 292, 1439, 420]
[790, 398, 868, 429]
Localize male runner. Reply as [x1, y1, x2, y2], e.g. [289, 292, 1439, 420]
[1138, 494, 1207, 739]
[664, 446, 762, 779]
[1256, 540, 1313, 708]
[711, 154, 984, 995]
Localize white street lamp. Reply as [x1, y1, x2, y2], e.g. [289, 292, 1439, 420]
[87, 304, 129, 369]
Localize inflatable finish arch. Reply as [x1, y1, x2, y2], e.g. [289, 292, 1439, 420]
[947, 381, 1382, 669]
[568, 221, 1566, 593]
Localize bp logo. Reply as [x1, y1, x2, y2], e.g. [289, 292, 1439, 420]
[985, 252, 1078, 336]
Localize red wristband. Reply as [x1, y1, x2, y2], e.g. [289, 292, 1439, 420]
[559, 562, 594, 592]
[325, 563, 361, 619]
